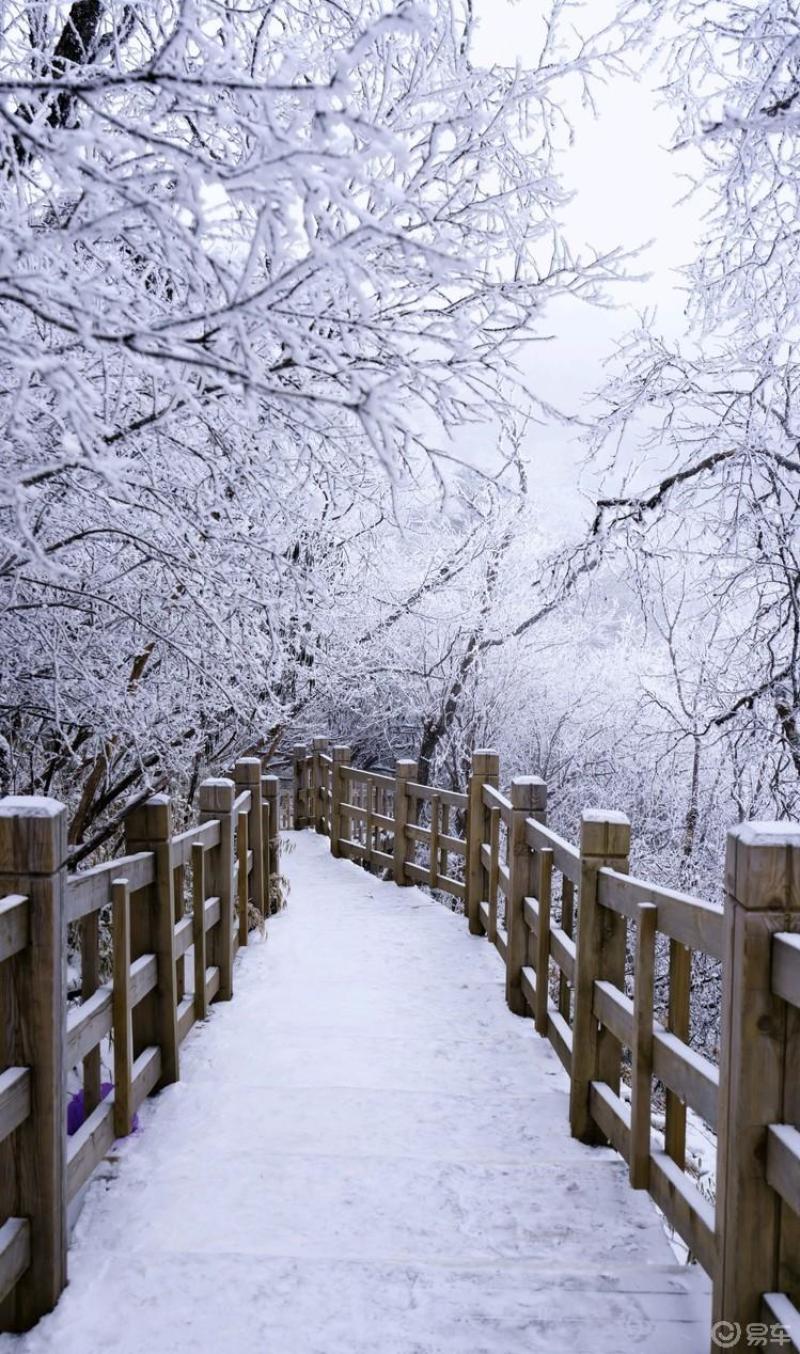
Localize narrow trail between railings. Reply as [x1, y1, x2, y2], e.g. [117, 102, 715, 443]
[2, 832, 710, 1354]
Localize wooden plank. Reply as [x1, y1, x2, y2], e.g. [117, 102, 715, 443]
[371, 848, 394, 871]
[338, 837, 367, 862]
[767, 1124, 800, 1216]
[112, 880, 133, 1139]
[523, 894, 539, 935]
[534, 848, 553, 1035]
[547, 1009, 573, 1075]
[199, 779, 235, 1002]
[0, 1068, 30, 1144]
[487, 806, 500, 943]
[549, 925, 575, 984]
[482, 783, 512, 817]
[0, 1218, 29, 1308]
[177, 996, 194, 1046]
[237, 808, 249, 948]
[429, 794, 440, 890]
[495, 927, 507, 962]
[763, 1293, 800, 1351]
[559, 877, 575, 1021]
[573, 827, 634, 1129]
[666, 939, 691, 1168]
[330, 745, 352, 859]
[125, 795, 179, 1088]
[478, 900, 490, 934]
[524, 817, 581, 885]
[174, 914, 192, 959]
[521, 964, 536, 1012]
[66, 1099, 115, 1202]
[403, 861, 430, 887]
[437, 874, 465, 901]
[203, 895, 221, 931]
[439, 831, 465, 858]
[597, 867, 723, 959]
[439, 804, 450, 879]
[129, 953, 157, 1008]
[592, 979, 634, 1048]
[0, 798, 67, 1329]
[649, 1149, 716, 1275]
[773, 933, 800, 1007]
[205, 966, 220, 1005]
[408, 781, 466, 810]
[79, 906, 101, 1117]
[395, 763, 419, 888]
[652, 1027, 719, 1130]
[0, 894, 28, 964]
[131, 1045, 162, 1112]
[466, 751, 499, 934]
[630, 903, 656, 1189]
[65, 852, 154, 923]
[588, 1081, 631, 1160]
[406, 822, 431, 845]
[169, 819, 220, 869]
[66, 985, 112, 1069]
[192, 843, 207, 1023]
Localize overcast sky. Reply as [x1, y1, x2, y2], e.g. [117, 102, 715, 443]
[466, 0, 702, 528]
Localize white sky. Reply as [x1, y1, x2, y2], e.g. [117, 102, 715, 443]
[466, 0, 703, 528]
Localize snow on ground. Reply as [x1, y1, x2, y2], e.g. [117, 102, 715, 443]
[2, 831, 710, 1354]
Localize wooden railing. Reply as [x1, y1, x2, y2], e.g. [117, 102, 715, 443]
[0, 758, 281, 1333]
[291, 739, 800, 1351]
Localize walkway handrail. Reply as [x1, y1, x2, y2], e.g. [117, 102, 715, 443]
[0, 758, 281, 1333]
[291, 738, 800, 1348]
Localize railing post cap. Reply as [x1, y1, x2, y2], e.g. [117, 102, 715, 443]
[312, 736, 330, 751]
[580, 808, 631, 859]
[395, 758, 417, 779]
[126, 793, 172, 841]
[234, 757, 262, 784]
[510, 776, 547, 811]
[0, 795, 68, 873]
[198, 777, 235, 812]
[262, 774, 279, 793]
[471, 748, 499, 774]
[292, 743, 308, 758]
[332, 745, 352, 763]
[726, 820, 800, 911]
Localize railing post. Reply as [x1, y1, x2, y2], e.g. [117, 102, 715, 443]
[393, 758, 418, 886]
[198, 778, 235, 1000]
[713, 822, 800, 1339]
[262, 775, 280, 912]
[0, 797, 67, 1332]
[505, 777, 547, 1016]
[311, 736, 330, 833]
[125, 793, 180, 1086]
[292, 743, 308, 829]
[466, 749, 499, 935]
[330, 746, 352, 859]
[569, 809, 631, 1144]
[234, 758, 264, 925]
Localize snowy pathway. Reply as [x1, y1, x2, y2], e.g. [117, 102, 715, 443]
[3, 831, 710, 1353]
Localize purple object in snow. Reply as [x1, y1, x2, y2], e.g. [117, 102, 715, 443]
[67, 1081, 138, 1136]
